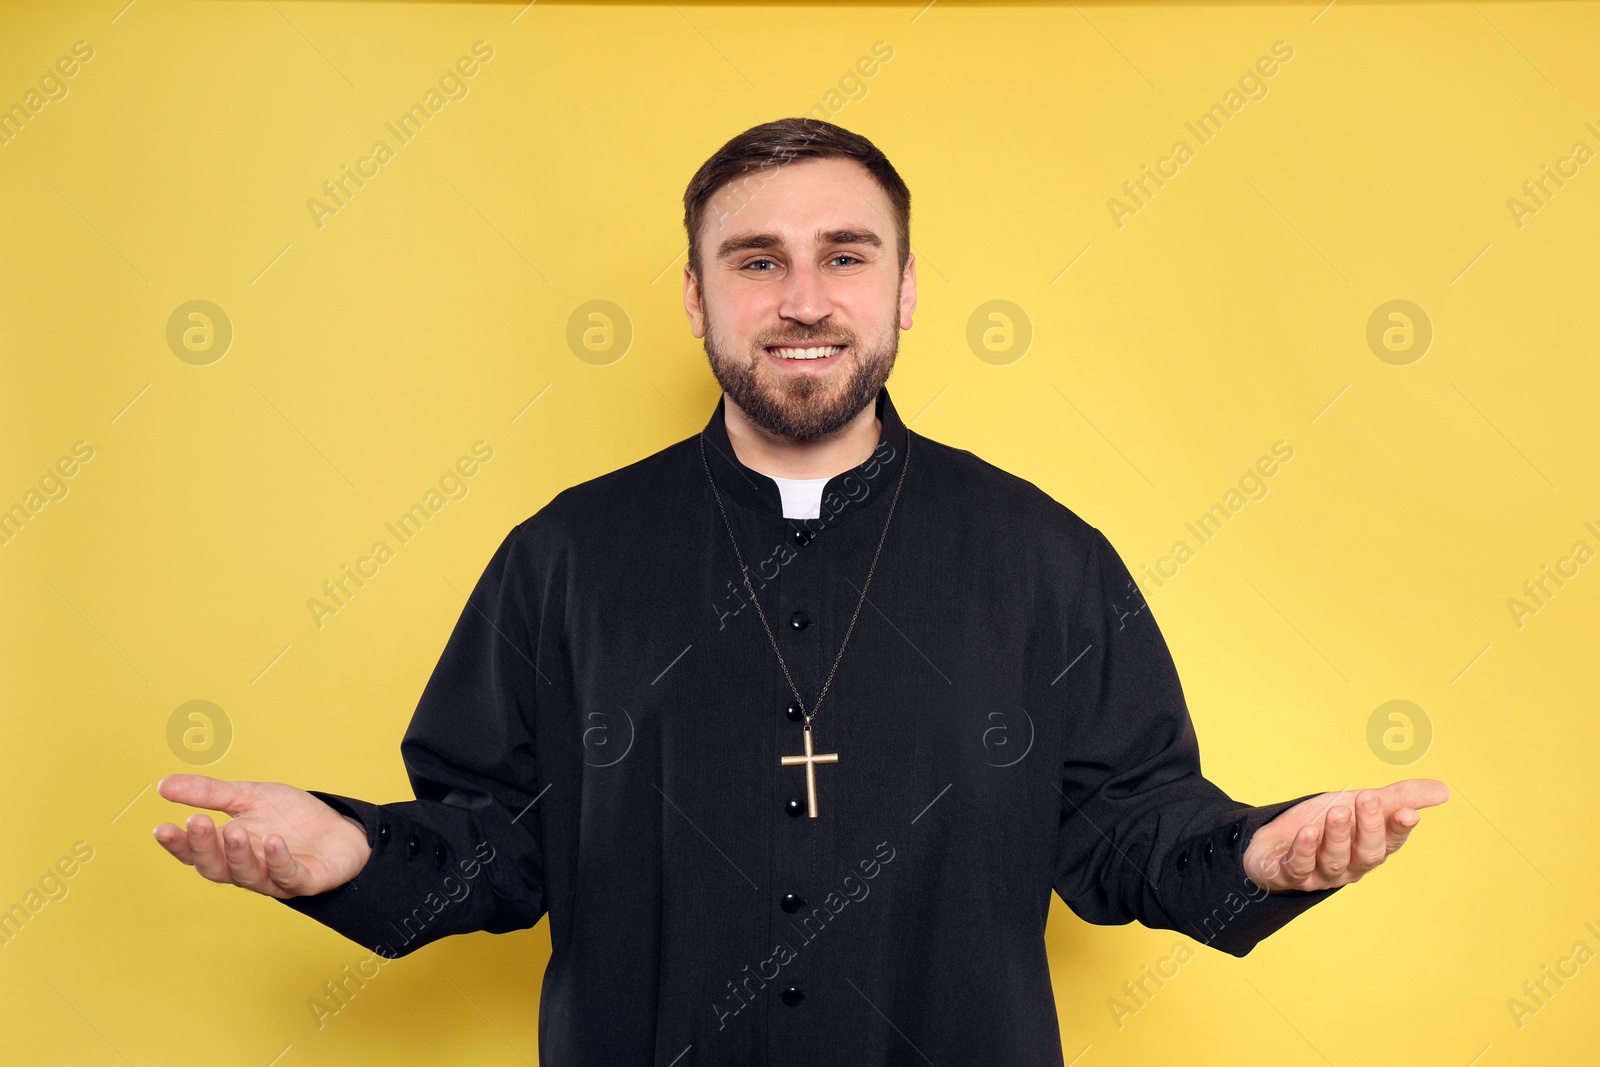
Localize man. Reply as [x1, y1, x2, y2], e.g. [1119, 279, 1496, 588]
[155, 117, 1447, 1065]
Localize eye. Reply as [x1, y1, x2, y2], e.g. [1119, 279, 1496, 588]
[830, 254, 862, 267]
[742, 258, 778, 272]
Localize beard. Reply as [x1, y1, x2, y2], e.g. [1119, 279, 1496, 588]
[701, 302, 899, 444]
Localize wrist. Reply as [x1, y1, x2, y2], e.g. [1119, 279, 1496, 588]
[1242, 835, 1276, 893]
[341, 813, 373, 874]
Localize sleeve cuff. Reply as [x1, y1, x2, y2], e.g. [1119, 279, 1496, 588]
[1166, 791, 1345, 957]
[276, 790, 429, 956]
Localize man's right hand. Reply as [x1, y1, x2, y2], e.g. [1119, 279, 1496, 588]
[153, 774, 373, 899]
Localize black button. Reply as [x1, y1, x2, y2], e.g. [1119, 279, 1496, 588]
[781, 986, 804, 1007]
[789, 611, 810, 631]
[786, 703, 805, 723]
[1228, 822, 1243, 846]
[407, 833, 420, 858]
[1203, 840, 1214, 865]
[785, 798, 805, 817]
[792, 528, 814, 547]
[377, 824, 390, 848]
[1174, 849, 1188, 872]
[435, 843, 448, 866]
[781, 893, 806, 913]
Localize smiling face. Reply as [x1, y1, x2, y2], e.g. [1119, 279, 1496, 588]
[684, 156, 917, 443]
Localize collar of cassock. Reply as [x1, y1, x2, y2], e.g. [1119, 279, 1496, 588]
[699, 385, 910, 525]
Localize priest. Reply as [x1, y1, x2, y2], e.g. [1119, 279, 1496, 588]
[154, 117, 1448, 1066]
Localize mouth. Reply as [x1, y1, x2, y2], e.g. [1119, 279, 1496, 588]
[765, 343, 847, 363]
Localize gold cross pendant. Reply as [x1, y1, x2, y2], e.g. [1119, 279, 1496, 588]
[779, 723, 839, 819]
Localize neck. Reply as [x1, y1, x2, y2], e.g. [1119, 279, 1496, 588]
[723, 396, 881, 480]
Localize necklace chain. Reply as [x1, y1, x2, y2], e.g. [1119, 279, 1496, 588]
[698, 430, 910, 732]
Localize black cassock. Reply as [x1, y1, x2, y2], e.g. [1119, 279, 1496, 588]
[283, 385, 1342, 1065]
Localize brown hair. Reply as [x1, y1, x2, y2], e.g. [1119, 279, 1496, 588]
[682, 117, 911, 282]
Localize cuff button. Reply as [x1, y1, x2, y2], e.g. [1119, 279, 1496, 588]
[377, 824, 390, 847]
[1228, 822, 1243, 846]
[407, 833, 420, 858]
[1203, 839, 1215, 864]
[435, 843, 447, 866]
[1175, 849, 1189, 872]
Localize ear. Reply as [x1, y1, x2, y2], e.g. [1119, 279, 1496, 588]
[898, 252, 918, 331]
[683, 263, 707, 338]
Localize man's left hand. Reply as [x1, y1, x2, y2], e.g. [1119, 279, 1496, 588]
[1243, 779, 1449, 892]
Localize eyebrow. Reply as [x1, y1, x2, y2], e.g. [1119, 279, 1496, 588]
[715, 228, 883, 261]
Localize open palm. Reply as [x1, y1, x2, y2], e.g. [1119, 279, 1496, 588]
[152, 774, 371, 899]
[1243, 778, 1448, 892]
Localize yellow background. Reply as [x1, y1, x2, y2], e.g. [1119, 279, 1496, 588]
[2, 0, 1596, 1063]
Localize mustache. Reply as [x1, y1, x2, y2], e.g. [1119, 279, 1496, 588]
[760, 334, 853, 347]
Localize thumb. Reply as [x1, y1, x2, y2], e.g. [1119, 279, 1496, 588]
[157, 773, 250, 816]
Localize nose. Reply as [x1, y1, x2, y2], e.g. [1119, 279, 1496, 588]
[777, 258, 835, 328]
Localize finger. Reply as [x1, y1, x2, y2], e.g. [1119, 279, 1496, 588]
[1377, 778, 1450, 813]
[152, 822, 195, 865]
[1352, 790, 1387, 870]
[1315, 805, 1354, 882]
[186, 813, 232, 882]
[1281, 821, 1322, 885]
[1385, 807, 1422, 855]
[222, 822, 269, 890]
[263, 833, 308, 895]
[158, 773, 250, 817]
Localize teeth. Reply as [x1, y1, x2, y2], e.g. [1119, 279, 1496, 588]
[770, 345, 844, 360]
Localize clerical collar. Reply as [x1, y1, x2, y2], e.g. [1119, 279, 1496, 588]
[699, 386, 909, 525]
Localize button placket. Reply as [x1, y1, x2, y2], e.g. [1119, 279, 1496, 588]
[769, 516, 821, 1041]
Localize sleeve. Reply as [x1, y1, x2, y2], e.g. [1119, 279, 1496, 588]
[1050, 526, 1343, 958]
[278, 521, 550, 958]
